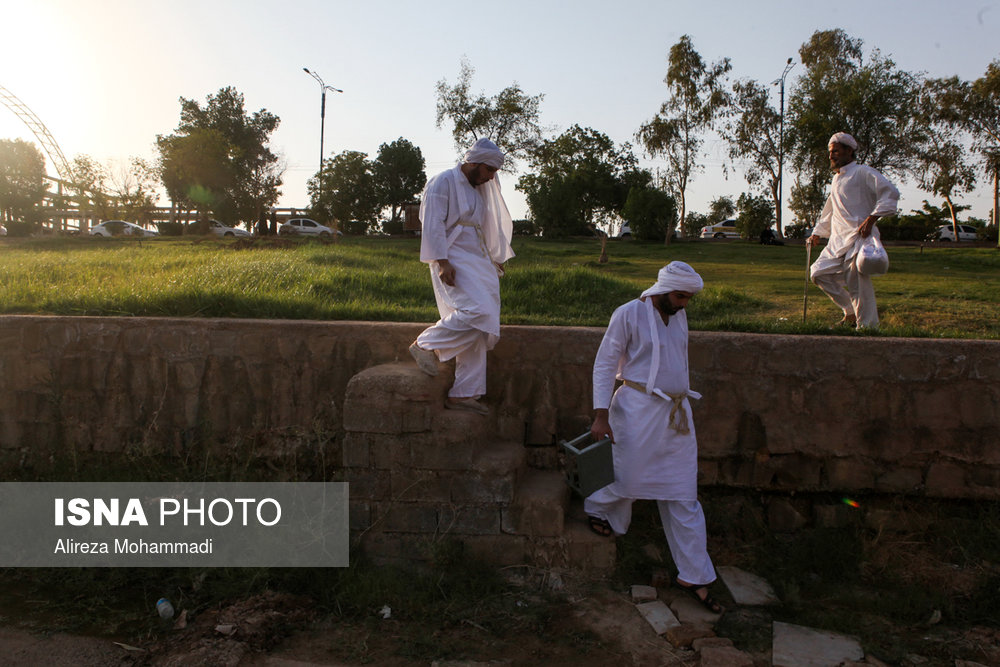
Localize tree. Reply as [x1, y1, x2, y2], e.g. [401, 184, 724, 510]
[787, 29, 920, 186]
[157, 87, 282, 226]
[722, 79, 789, 234]
[735, 192, 774, 240]
[158, 128, 234, 219]
[637, 35, 731, 238]
[372, 138, 426, 232]
[107, 158, 160, 225]
[706, 196, 736, 226]
[913, 81, 977, 239]
[435, 58, 546, 168]
[517, 125, 647, 237]
[682, 211, 708, 239]
[308, 150, 380, 234]
[0, 138, 47, 226]
[931, 61, 1000, 240]
[787, 173, 827, 228]
[621, 185, 677, 242]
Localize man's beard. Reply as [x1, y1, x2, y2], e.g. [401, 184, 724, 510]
[658, 300, 681, 316]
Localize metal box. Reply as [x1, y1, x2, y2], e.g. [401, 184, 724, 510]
[560, 432, 614, 497]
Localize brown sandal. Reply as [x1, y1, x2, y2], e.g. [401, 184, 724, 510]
[587, 515, 614, 537]
[675, 580, 724, 614]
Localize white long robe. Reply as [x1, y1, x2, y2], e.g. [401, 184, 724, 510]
[811, 161, 899, 276]
[419, 165, 514, 345]
[590, 298, 699, 500]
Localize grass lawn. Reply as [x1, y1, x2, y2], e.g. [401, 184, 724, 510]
[1, 235, 998, 338]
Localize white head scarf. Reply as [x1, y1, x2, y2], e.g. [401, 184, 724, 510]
[828, 132, 858, 151]
[464, 138, 504, 169]
[640, 261, 704, 299]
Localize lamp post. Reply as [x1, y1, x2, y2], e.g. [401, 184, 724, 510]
[772, 57, 795, 236]
[303, 67, 342, 212]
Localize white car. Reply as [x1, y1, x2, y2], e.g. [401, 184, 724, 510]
[617, 223, 632, 239]
[700, 219, 739, 239]
[0, 223, 6, 236]
[208, 220, 251, 238]
[278, 218, 342, 238]
[929, 224, 977, 242]
[90, 220, 159, 238]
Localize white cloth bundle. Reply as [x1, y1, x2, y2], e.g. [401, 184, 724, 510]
[856, 235, 889, 276]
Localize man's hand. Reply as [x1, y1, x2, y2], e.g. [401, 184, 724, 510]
[859, 215, 879, 238]
[590, 409, 614, 444]
[436, 259, 456, 286]
[807, 235, 822, 247]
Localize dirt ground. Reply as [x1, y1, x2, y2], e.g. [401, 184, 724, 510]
[2, 581, 999, 667]
[0, 583, 703, 667]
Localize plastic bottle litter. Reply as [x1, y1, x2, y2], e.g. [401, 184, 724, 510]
[156, 598, 175, 620]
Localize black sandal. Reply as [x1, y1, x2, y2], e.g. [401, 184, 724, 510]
[587, 515, 614, 537]
[675, 580, 724, 614]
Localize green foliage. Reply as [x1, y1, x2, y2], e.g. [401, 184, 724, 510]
[682, 211, 707, 238]
[722, 79, 787, 228]
[706, 195, 736, 226]
[788, 29, 920, 186]
[638, 35, 731, 228]
[512, 218, 537, 236]
[735, 192, 774, 239]
[0, 138, 48, 224]
[435, 58, 545, 168]
[157, 87, 282, 225]
[517, 125, 646, 237]
[621, 185, 677, 242]
[308, 151, 380, 233]
[372, 137, 426, 228]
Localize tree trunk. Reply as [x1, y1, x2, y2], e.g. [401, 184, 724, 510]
[994, 168, 999, 249]
[945, 196, 959, 241]
[670, 192, 685, 247]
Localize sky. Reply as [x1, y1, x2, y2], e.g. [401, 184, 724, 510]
[2, 0, 998, 227]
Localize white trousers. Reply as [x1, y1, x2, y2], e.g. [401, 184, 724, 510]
[811, 255, 879, 328]
[415, 313, 488, 398]
[585, 488, 716, 586]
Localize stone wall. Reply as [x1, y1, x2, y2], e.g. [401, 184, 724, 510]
[1, 315, 997, 499]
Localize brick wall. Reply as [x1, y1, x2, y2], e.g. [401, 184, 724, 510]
[1, 316, 997, 500]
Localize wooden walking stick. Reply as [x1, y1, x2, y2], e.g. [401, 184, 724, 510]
[803, 240, 812, 323]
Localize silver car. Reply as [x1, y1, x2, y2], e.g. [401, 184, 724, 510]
[278, 218, 341, 238]
[90, 220, 159, 237]
[208, 220, 252, 238]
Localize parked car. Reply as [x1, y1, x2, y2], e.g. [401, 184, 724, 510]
[278, 218, 342, 237]
[700, 219, 739, 239]
[208, 220, 251, 238]
[0, 223, 6, 236]
[927, 224, 977, 242]
[90, 220, 159, 237]
[617, 223, 632, 239]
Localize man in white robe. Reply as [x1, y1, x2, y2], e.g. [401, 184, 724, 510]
[809, 132, 899, 329]
[585, 261, 722, 614]
[408, 138, 515, 415]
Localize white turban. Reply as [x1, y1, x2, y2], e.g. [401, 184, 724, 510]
[828, 132, 858, 151]
[640, 261, 704, 299]
[464, 138, 504, 169]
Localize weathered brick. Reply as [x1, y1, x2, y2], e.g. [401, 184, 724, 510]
[440, 505, 501, 535]
[378, 502, 439, 533]
[826, 459, 876, 490]
[925, 461, 967, 497]
[390, 469, 452, 503]
[875, 467, 923, 493]
[451, 473, 516, 504]
[502, 470, 568, 537]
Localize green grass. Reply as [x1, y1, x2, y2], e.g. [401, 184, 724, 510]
[1, 235, 999, 338]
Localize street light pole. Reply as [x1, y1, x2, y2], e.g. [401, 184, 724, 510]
[303, 68, 342, 213]
[772, 58, 795, 237]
